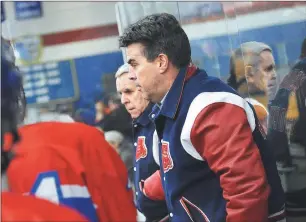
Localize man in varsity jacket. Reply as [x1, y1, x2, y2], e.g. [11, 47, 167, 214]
[119, 13, 285, 222]
[115, 64, 169, 221]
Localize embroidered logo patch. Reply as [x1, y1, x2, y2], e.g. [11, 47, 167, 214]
[136, 136, 148, 162]
[161, 141, 174, 173]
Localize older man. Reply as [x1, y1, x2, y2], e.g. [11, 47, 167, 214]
[120, 13, 285, 222]
[227, 41, 277, 133]
[115, 63, 168, 221]
[227, 41, 278, 107]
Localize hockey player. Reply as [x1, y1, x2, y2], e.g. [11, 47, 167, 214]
[116, 63, 169, 221]
[119, 13, 285, 222]
[6, 121, 137, 222]
[1, 42, 137, 222]
[1, 37, 87, 222]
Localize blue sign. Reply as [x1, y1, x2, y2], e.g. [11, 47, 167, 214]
[21, 60, 79, 105]
[15, 1, 42, 20]
[1, 2, 5, 22]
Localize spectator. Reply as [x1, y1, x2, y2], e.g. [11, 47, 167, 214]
[95, 97, 111, 124]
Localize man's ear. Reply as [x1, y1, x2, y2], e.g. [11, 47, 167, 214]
[156, 54, 169, 74]
[245, 65, 254, 83]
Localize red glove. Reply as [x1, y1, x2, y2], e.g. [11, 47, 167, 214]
[140, 170, 165, 201]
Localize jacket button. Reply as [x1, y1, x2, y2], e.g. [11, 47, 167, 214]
[136, 192, 138, 196]
[134, 124, 138, 127]
[151, 114, 155, 118]
[170, 213, 173, 217]
[134, 167, 136, 171]
[134, 142, 137, 146]
[163, 177, 166, 181]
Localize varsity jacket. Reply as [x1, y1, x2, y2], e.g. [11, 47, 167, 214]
[142, 64, 285, 222]
[132, 103, 169, 221]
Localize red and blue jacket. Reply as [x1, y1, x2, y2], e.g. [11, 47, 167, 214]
[143, 64, 285, 222]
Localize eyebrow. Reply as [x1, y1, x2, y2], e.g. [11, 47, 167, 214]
[127, 59, 135, 64]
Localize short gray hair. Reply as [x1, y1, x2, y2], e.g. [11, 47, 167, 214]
[228, 41, 272, 89]
[104, 130, 124, 145]
[237, 41, 272, 68]
[115, 63, 130, 78]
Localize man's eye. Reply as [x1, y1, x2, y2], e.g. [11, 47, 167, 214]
[266, 65, 274, 72]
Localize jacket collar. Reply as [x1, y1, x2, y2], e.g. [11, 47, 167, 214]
[133, 102, 155, 126]
[154, 63, 198, 120]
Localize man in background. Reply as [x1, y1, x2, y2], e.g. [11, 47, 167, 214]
[227, 41, 276, 133]
[116, 63, 169, 221]
[95, 97, 111, 125]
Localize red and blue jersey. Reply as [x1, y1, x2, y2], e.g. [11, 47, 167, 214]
[6, 122, 137, 222]
[2, 191, 88, 222]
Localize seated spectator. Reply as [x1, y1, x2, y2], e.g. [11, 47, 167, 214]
[95, 97, 111, 124]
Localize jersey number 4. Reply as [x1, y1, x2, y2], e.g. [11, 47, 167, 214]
[30, 171, 98, 222]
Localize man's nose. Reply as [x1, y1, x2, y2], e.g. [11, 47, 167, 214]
[121, 94, 129, 104]
[128, 69, 137, 80]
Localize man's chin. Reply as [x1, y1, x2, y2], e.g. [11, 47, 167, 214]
[131, 113, 140, 119]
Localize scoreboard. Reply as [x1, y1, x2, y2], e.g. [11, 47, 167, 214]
[21, 60, 79, 105]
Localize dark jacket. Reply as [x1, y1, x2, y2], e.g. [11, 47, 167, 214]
[268, 58, 306, 164]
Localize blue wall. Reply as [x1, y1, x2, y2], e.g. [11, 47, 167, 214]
[73, 51, 123, 111]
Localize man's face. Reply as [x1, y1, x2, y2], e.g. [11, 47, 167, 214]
[126, 43, 162, 103]
[252, 50, 277, 94]
[116, 72, 149, 119]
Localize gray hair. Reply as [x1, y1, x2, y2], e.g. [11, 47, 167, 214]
[115, 63, 130, 78]
[104, 130, 124, 145]
[237, 41, 272, 68]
